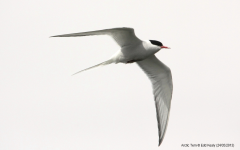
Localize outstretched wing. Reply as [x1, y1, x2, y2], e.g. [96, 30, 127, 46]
[136, 55, 173, 146]
[51, 27, 141, 48]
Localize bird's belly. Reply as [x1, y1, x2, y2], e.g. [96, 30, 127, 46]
[114, 44, 158, 63]
[118, 50, 152, 63]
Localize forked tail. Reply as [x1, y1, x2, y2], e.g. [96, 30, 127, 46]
[72, 59, 114, 75]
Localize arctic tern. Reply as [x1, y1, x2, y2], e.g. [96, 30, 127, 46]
[51, 27, 173, 146]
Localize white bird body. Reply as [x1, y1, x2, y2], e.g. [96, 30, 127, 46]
[110, 40, 161, 64]
[51, 27, 173, 147]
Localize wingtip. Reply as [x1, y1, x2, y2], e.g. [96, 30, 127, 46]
[50, 35, 60, 37]
[72, 70, 85, 76]
[158, 138, 164, 147]
[72, 72, 81, 76]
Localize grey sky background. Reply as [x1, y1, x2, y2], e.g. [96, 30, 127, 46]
[1, 0, 240, 150]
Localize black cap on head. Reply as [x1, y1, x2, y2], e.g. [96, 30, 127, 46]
[149, 40, 163, 46]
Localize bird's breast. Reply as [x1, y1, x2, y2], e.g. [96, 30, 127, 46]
[113, 42, 159, 63]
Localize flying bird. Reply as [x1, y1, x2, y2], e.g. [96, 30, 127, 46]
[51, 27, 173, 146]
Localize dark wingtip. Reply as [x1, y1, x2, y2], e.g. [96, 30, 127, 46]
[158, 138, 163, 147]
[50, 35, 60, 37]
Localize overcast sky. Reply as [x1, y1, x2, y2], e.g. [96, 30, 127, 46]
[1, 0, 240, 150]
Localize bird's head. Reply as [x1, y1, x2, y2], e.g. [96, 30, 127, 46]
[149, 40, 170, 49]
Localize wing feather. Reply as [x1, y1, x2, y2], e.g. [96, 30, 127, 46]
[136, 55, 173, 146]
[51, 27, 141, 48]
